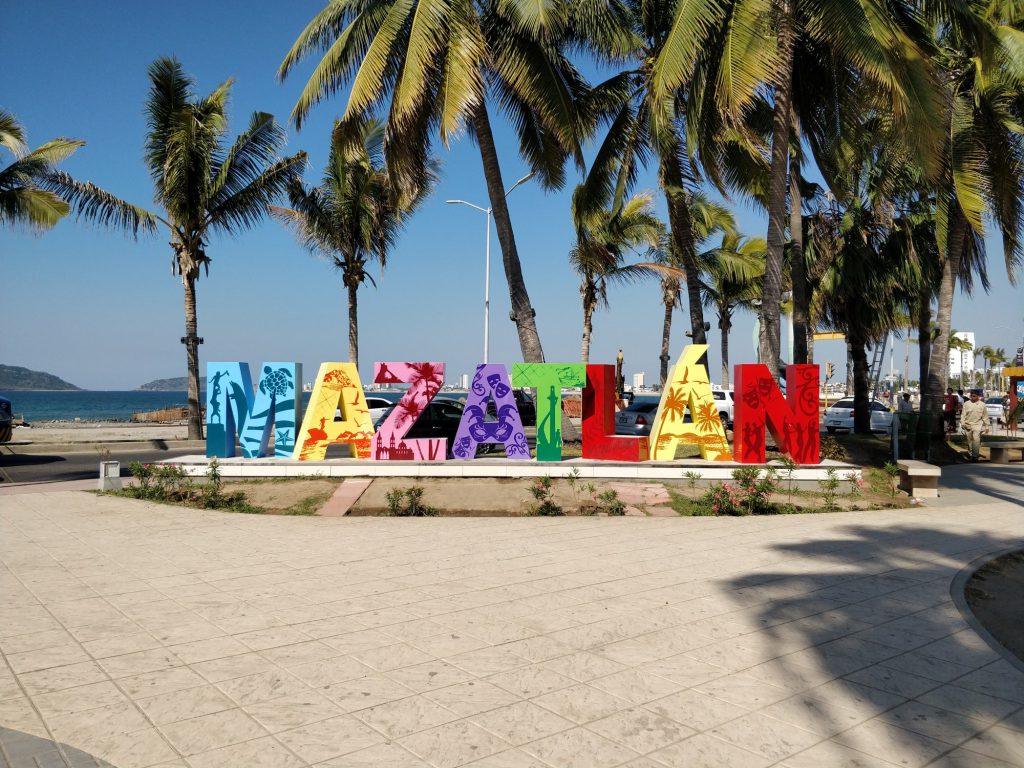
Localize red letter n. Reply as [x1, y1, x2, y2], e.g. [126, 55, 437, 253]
[733, 364, 820, 464]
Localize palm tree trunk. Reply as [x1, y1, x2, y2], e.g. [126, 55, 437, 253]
[472, 104, 543, 363]
[581, 293, 595, 364]
[850, 331, 871, 434]
[658, 141, 708, 366]
[660, 284, 674, 388]
[760, 2, 796, 379]
[920, 207, 966, 450]
[789, 114, 809, 365]
[183, 276, 203, 440]
[720, 312, 731, 388]
[917, 298, 931, 391]
[347, 279, 359, 372]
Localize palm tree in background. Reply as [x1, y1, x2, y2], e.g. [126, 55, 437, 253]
[0, 110, 88, 231]
[569, 192, 668, 363]
[653, 192, 738, 386]
[652, 0, 940, 380]
[700, 234, 766, 387]
[948, 330, 974, 391]
[272, 119, 435, 373]
[50, 58, 306, 439]
[280, 1, 629, 364]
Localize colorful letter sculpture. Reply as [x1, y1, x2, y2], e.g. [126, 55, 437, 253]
[293, 363, 374, 460]
[206, 362, 301, 459]
[452, 365, 530, 459]
[648, 345, 731, 461]
[372, 362, 446, 461]
[733, 363, 820, 464]
[511, 363, 586, 461]
[582, 365, 648, 461]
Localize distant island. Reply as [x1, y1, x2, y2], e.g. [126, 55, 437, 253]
[136, 376, 205, 391]
[0, 365, 81, 391]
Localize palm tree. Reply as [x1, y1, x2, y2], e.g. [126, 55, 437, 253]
[948, 330, 974, 391]
[575, 0, 731, 362]
[280, 1, 625, 364]
[700, 234, 766, 387]
[652, 0, 939, 380]
[919, 1, 1024, 446]
[652, 193, 739, 386]
[975, 344, 995, 391]
[569, 192, 667, 363]
[50, 58, 306, 439]
[0, 110, 86, 231]
[272, 119, 434, 373]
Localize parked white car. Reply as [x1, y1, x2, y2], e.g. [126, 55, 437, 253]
[985, 396, 1006, 423]
[823, 398, 895, 433]
[712, 389, 735, 428]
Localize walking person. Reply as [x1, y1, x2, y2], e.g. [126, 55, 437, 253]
[961, 389, 989, 462]
[943, 388, 958, 435]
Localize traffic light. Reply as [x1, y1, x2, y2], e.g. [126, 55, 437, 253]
[825, 362, 835, 379]
[1016, 346, 1023, 365]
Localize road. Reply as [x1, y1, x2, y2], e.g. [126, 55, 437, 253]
[0, 447, 198, 485]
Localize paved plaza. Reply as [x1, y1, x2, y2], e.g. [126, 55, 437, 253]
[1, 469, 1023, 768]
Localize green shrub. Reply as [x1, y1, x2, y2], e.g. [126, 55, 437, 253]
[528, 476, 563, 516]
[703, 482, 745, 515]
[818, 467, 840, 512]
[385, 486, 437, 516]
[596, 489, 626, 516]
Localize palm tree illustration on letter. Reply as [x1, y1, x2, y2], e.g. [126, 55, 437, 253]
[650, 345, 732, 462]
[294, 363, 373, 460]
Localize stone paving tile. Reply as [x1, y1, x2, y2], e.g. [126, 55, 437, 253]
[3, 491, 1024, 767]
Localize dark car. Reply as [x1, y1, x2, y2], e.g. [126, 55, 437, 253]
[0, 397, 12, 443]
[374, 398, 468, 455]
[486, 388, 536, 427]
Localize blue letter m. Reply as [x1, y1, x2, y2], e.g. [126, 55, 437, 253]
[206, 362, 302, 458]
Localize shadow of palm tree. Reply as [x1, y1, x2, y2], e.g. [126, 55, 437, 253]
[711, 523, 1024, 765]
[0, 725, 117, 767]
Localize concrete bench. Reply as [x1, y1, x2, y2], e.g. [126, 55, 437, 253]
[897, 460, 941, 498]
[983, 441, 1024, 465]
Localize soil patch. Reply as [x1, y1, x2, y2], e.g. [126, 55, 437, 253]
[224, 478, 342, 515]
[965, 549, 1024, 664]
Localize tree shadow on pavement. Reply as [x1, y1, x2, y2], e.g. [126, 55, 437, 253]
[716, 523, 1024, 766]
[0, 725, 117, 767]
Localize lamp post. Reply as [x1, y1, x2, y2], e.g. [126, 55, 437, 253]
[446, 172, 534, 363]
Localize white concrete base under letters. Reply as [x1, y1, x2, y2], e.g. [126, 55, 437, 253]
[163, 455, 860, 487]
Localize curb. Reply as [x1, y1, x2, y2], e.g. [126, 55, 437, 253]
[1, 440, 206, 455]
[949, 543, 1024, 676]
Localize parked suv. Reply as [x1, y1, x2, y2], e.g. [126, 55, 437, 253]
[0, 397, 12, 442]
[712, 389, 735, 429]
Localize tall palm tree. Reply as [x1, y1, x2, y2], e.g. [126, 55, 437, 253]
[0, 110, 86, 231]
[919, 0, 1024, 446]
[576, 0, 738, 361]
[569, 192, 667, 362]
[652, 0, 939, 380]
[652, 192, 738, 385]
[700, 234, 766, 387]
[50, 58, 306, 439]
[272, 119, 434, 372]
[280, 1, 627, 364]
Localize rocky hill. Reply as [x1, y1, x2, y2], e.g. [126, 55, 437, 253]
[136, 376, 193, 391]
[0, 365, 81, 390]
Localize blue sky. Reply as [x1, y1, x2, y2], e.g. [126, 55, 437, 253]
[2, 1, 1022, 391]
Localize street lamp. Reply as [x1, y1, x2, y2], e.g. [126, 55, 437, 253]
[446, 172, 534, 363]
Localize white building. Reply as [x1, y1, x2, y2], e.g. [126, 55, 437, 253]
[459, 373, 470, 389]
[632, 372, 645, 390]
[948, 331, 975, 378]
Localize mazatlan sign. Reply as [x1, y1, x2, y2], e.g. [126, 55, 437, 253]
[205, 345, 821, 465]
